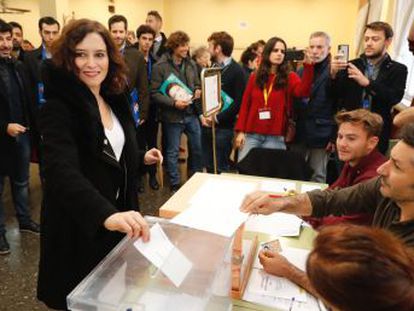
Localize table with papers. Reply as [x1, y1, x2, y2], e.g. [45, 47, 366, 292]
[159, 172, 328, 311]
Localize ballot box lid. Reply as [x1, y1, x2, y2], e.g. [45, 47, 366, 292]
[67, 216, 233, 311]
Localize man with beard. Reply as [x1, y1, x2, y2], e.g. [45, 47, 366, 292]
[240, 122, 414, 297]
[0, 19, 39, 255]
[9, 22, 24, 61]
[292, 31, 336, 183]
[330, 21, 407, 155]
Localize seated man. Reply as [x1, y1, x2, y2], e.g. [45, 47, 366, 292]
[240, 123, 414, 296]
[306, 224, 414, 310]
[305, 109, 387, 228]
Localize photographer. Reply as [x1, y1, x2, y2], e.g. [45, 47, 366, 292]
[330, 21, 407, 154]
[291, 32, 336, 183]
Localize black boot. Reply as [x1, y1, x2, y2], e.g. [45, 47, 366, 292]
[0, 233, 10, 255]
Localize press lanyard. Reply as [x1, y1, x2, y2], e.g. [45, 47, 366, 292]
[263, 76, 276, 108]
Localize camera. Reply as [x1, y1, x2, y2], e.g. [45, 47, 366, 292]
[285, 48, 305, 62]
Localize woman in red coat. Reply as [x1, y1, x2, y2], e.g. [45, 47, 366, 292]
[234, 37, 314, 161]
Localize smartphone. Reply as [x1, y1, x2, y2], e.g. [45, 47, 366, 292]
[337, 44, 349, 62]
[285, 49, 305, 62]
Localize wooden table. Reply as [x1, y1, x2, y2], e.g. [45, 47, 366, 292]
[159, 172, 325, 311]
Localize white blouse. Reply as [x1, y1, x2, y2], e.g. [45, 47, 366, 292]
[104, 109, 125, 162]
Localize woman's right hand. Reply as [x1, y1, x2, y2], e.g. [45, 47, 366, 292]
[234, 132, 246, 149]
[104, 211, 150, 241]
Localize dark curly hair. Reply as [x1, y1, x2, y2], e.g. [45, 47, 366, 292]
[165, 31, 190, 52]
[51, 18, 127, 94]
[255, 37, 289, 90]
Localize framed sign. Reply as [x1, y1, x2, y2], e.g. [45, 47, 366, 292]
[201, 68, 222, 117]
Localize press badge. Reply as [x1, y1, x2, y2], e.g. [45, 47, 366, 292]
[258, 108, 271, 120]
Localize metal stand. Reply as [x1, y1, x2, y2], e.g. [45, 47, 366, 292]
[212, 113, 218, 175]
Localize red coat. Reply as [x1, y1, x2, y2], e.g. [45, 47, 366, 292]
[235, 64, 314, 136]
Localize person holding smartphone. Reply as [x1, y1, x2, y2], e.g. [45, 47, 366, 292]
[234, 37, 314, 162]
[330, 21, 407, 155]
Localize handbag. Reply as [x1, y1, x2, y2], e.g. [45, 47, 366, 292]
[284, 88, 296, 144]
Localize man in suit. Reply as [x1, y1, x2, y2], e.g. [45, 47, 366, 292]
[9, 21, 24, 61]
[24, 16, 60, 180]
[108, 15, 151, 192]
[0, 19, 39, 255]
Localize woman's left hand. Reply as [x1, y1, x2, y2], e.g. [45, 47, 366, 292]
[303, 47, 313, 65]
[144, 148, 163, 165]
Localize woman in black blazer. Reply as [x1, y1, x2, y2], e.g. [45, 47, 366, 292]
[37, 19, 162, 310]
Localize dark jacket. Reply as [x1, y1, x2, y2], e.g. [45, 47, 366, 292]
[23, 46, 43, 148]
[37, 61, 144, 310]
[216, 59, 246, 129]
[296, 56, 336, 148]
[330, 54, 407, 153]
[123, 46, 150, 121]
[151, 32, 168, 61]
[0, 57, 32, 175]
[151, 52, 202, 123]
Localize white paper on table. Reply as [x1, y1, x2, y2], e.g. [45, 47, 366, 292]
[300, 183, 323, 193]
[281, 247, 311, 272]
[259, 180, 296, 193]
[246, 268, 307, 302]
[245, 213, 303, 237]
[243, 290, 293, 311]
[291, 293, 326, 311]
[171, 178, 257, 237]
[134, 223, 193, 287]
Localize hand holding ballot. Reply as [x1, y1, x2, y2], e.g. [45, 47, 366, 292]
[104, 211, 150, 241]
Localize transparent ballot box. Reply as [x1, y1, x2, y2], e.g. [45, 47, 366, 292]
[67, 217, 233, 311]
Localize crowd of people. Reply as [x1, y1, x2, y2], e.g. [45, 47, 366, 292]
[1, 9, 414, 311]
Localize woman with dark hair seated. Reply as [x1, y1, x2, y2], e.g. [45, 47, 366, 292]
[307, 225, 414, 311]
[37, 19, 162, 310]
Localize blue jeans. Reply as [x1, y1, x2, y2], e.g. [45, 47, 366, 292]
[0, 133, 31, 234]
[202, 127, 234, 173]
[163, 115, 203, 186]
[237, 133, 286, 162]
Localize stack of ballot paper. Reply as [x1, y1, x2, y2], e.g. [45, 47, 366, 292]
[243, 246, 327, 310]
[245, 213, 303, 237]
[170, 178, 257, 237]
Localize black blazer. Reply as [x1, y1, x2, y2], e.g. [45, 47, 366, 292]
[123, 46, 150, 120]
[330, 54, 407, 153]
[0, 58, 32, 175]
[37, 61, 144, 310]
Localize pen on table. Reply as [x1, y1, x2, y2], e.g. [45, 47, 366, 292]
[288, 297, 295, 311]
[268, 194, 282, 199]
